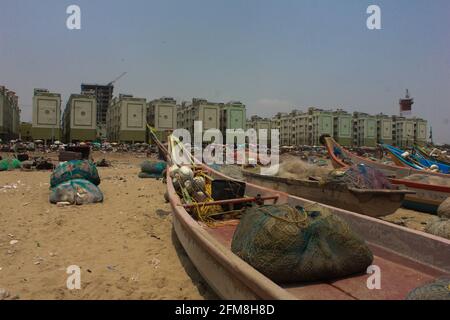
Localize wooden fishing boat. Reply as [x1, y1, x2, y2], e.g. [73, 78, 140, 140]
[381, 144, 450, 174]
[416, 145, 450, 166]
[242, 170, 414, 218]
[323, 137, 450, 214]
[167, 162, 450, 300]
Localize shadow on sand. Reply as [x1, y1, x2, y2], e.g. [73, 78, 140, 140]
[171, 228, 219, 300]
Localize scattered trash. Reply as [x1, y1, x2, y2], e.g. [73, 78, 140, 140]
[0, 288, 10, 300]
[150, 234, 161, 240]
[96, 159, 111, 167]
[151, 258, 160, 269]
[106, 265, 117, 272]
[56, 202, 71, 207]
[9, 240, 19, 245]
[131, 274, 139, 282]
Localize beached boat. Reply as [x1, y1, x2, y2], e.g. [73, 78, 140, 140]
[323, 137, 450, 213]
[415, 145, 450, 166]
[242, 170, 414, 218]
[381, 144, 450, 174]
[167, 162, 450, 300]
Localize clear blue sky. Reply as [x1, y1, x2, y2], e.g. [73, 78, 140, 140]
[1, 0, 449, 143]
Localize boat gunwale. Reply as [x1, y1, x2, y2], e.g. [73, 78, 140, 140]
[241, 169, 416, 195]
[167, 167, 296, 300]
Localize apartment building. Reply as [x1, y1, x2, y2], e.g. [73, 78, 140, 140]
[147, 97, 177, 143]
[308, 108, 334, 146]
[32, 88, 61, 142]
[333, 109, 353, 146]
[62, 94, 97, 143]
[176, 98, 222, 138]
[246, 115, 272, 144]
[352, 112, 377, 147]
[392, 116, 415, 148]
[0, 86, 20, 141]
[106, 95, 147, 143]
[220, 101, 246, 133]
[413, 118, 428, 145]
[376, 113, 393, 145]
[271, 113, 287, 145]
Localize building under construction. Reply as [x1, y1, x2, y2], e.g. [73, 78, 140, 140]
[81, 83, 113, 139]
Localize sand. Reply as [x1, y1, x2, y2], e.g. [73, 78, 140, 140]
[381, 208, 439, 232]
[0, 152, 216, 300]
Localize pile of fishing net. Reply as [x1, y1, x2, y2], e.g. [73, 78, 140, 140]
[231, 203, 373, 283]
[50, 160, 100, 187]
[275, 155, 331, 180]
[49, 160, 103, 205]
[438, 197, 450, 219]
[422, 197, 450, 240]
[406, 277, 450, 300]
[425, 218, 450, 240]
[327, 164, 393, 189]
[50, 179, 103, 205]
[0, 158, 21, 171]
[139, 160, 167, 179]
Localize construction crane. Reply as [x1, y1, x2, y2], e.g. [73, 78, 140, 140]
[107, 72, 127, 86]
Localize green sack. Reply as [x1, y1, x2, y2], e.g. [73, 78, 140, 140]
[231, 204, 373, 283]
[0, 158, 21, 171]
[50, 160, 100, 188]
[141, 161, 167, 176]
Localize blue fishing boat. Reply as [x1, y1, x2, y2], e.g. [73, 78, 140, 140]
[382, 144, 450, 174]
[413, 146, 450, 167]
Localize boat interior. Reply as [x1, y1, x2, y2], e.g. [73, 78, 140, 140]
[170, 163, 450, 300]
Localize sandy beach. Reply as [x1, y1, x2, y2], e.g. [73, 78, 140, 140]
[0, 152, 216, 300]
[0, 151, 440, 300]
